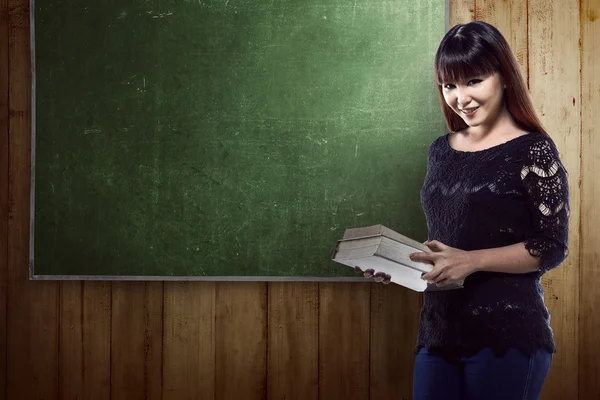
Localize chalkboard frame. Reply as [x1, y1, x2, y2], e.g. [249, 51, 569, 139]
[28, 0, 450, 281]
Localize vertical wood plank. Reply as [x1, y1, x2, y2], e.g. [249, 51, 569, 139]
[319, 283, 370, 400]
[369, 285, 421, 400]
[83, 282, 112, 400]
[476, 0, 529, 82]
[59, 282, 84, 399]
[528, 0, 581, 399]
[215, 282, 267, 400]
[0, 0, 8, 394]
[579, 0, 600, 396]
[163, 282, 216, 400]
[111, 282, 163, 400]
[59, 282, 112, 400]
[449, 0, 475, 25]
[6, 0, 59, 396]
[267, 282, 319, 400]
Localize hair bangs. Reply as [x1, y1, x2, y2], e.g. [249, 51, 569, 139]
[435, 42, 498, 85]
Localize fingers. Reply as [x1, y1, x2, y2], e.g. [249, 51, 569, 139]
[355, 268, 390, 284]
[424, 240, 448, 252]
[355, 267, 391, 284]
[434, 278, 449, 287]
[409, 252, 436, 264]
[355, 267, 375, 279]
[422, 268, 443, 283]
[374, 272, 391, 284]
[423, 271, 459, 287]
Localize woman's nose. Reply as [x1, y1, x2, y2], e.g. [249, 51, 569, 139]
[456, 88, 472, 106]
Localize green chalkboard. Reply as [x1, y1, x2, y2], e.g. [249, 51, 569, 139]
[31, 0, 447, 279]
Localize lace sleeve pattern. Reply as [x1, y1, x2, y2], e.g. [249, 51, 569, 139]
[520, 138, 570, 274]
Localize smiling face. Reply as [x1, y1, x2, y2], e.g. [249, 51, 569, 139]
[441, 72, 506, 131]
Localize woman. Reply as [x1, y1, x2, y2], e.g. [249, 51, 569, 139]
[360, 21, 570, 399]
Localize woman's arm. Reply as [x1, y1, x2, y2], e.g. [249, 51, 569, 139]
[410, 240, 541, 286]
[469, 242, 541, 273]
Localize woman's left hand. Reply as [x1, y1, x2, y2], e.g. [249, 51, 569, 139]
[409, 240, 477, 287]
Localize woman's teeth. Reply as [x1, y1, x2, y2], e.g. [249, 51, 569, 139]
[462, 107, 479, 114]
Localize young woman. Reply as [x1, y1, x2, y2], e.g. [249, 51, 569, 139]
[359, 21, 570, 399]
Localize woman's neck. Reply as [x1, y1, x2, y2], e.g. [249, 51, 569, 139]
[464, 106, 525, 142]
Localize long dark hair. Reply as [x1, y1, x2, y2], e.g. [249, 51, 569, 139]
[434, 21, 547, 135]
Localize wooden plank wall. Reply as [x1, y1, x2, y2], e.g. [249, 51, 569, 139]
[579, 0, 600, 397]
[0, 0, 598, 398]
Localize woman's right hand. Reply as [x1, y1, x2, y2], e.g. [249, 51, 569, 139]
[354, 266, 391, 284]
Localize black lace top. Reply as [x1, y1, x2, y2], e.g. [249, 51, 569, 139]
[416, 132, 570, 363]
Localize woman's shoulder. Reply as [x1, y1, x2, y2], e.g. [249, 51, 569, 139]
[518, 132, 567, 172]
[517, 131, 562, 158]
[428, 133, 451, 152]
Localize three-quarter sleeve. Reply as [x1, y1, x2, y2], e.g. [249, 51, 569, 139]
[520, 138, 570, 274]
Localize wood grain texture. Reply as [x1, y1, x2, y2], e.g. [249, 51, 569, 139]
[579, 0, 600, 397]
[476, 0, 529, 81]
[57, 282, 112, 400]
[59, 281, 112, 400]
[528, 0, 581, 398]
[0, 0, 8, 394]
[111, 282, 163, 400]
[215, 282, 267, 400]
[82, 282, 112, 400]
[163, 281, 216, 400]
[319, 283, 370, 400]
[449, 0, 475, 25]
[59, 282, 85, 399]
[6, 0, 60, 397]
[267, 282, 319, 400]
[369, 284, 421, 400]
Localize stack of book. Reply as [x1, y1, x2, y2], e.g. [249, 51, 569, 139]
[331, 224, 463, 292]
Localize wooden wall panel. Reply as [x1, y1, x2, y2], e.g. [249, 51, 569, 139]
[476, 0, 528, 81]
[59, 282, 112, 400]
[319, 283, 370, 400]
[59, 282, 84, 399]
[163, 281, 216, 400]
[449, 0, 475, 25]
[579, 0, 600, 396]
[82, 282, 112, 400]
[0, 0, 8, 394]
[111, 282, 164, 400]
[267, 282, 319, 400]
[528, 0, 581, 399]
[369, 284, 421, 400]
[6, 0, 60, 398]
[215, 282, 267, 400]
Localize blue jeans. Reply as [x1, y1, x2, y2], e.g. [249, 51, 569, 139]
[413, 347, 552, 400]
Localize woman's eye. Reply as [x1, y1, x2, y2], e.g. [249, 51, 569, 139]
[468, 79, 482, 85]
[443, 83, 455, 90]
